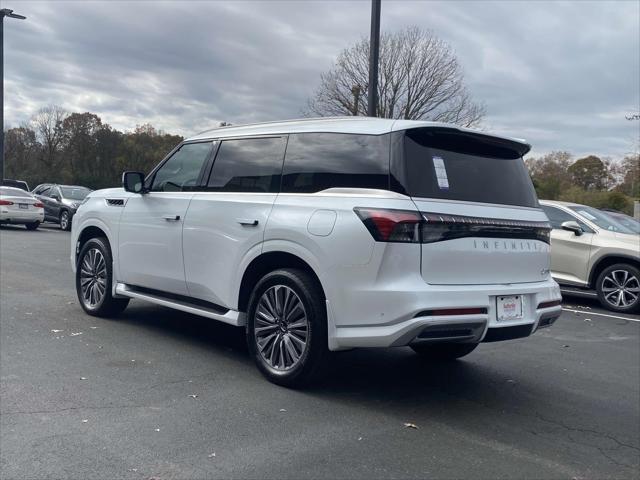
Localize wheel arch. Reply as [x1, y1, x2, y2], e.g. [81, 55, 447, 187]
[237, 251, 326, 314]
[589, 255, 640, 288]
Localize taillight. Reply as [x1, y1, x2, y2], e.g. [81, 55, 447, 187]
[354, 208, 422, 242]
[0, 200, 14, 206]
[33, 202, 44, 208]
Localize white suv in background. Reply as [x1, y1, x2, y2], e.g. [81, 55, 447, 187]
[71, 117, 561, 386]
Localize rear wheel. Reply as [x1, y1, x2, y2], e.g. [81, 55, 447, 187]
[411, 342, 478, 360]
[25, 222, 40, 230]
[60, 210, 71, 231]
[246, 268, 329, 387]
[76, 237, 129, 317]
[596, 263, 640, 313]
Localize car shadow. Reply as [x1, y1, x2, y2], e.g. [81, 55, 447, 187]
[113, 301, 544, 415]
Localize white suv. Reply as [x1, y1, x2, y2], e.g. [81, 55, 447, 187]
[71, 117, 562, 386]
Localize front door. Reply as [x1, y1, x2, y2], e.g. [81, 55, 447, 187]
[118, 141, 214, 295]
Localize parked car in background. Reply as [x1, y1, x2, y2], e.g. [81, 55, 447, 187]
[32, 184, 92, 230]
[71, 117, 561, 386]
[540, 200, 640, 313]
[1, 179, 30, 191]
[600, 209, 640, 234]
[0, 186, 44, 230]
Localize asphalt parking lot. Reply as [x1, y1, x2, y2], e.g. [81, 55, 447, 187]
[1, 224, 639, 480]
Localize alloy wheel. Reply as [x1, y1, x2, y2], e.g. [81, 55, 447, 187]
[254, 285, 309, 371]
[60, 212, 69, 230]
[601, 269, 640, 308]
[79, 248, 107, 308]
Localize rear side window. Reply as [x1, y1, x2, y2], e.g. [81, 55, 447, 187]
[206, 137, 286, 193]
[401, 129, 538, 208]
[282, 133, 389, 193]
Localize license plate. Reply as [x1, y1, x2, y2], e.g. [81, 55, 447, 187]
[19, 203, 28, 209]
[497, 295, 523, 321]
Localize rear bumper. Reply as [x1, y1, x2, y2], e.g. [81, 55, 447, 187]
[0, 210, 44, 223]
[327, 278, 562, 350]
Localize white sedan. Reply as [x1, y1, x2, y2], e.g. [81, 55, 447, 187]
[0, 187, 45, 230]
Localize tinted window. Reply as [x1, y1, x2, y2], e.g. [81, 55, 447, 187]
[541, 205, 592, 232]
[402, 129, 538, 207]
[206, 137, 286, 193]
[282, 133, 389, 193]
[39, 187, 52, 197]
[151, 142, 213, 192]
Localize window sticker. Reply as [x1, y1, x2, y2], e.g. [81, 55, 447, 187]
[432, 156, 449, 190]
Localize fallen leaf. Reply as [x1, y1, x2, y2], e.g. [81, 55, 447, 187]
[208, 452, 216, 458]
[279, 409, 287, 412]
[89, 326, 97, 329]
[51, 329, 63, 333]
[25, 312, 32, 315]
[128, 468, 138, 472]
[358, 437, 363, 441]
[70, 332, 83, 337]
[82, 419, 88, 423]
[584, 318, 592, 322]
[188, 394, 198, 399]
[155, 428, 160, 432]
[562, 344, 570, 348]
[404, 422, 418, 429]
[80, 377, 87, 380]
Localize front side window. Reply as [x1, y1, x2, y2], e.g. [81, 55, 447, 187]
[151, 142, 213, 192]
[281, 133, 389, 193]
[567, 205, 636, 234]
[206, 137, 286, 193]
[401, 128, 538, 208]
[541, 205, 592, 232]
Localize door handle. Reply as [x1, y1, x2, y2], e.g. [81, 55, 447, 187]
[163, 215, 181, 221]
[237, 219, 258, 226]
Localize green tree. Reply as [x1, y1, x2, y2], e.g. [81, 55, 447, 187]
[524, 151, 572, 200]
[567, 155, 610, 190]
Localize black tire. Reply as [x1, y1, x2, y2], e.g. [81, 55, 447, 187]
[60, 210, 71, 231]
[76, 236, 129, 317]
[246, 268, 329, 388]
[595, 263, 640, 314]
[410, 342, 478, 360]
[25, 222, 40, 230]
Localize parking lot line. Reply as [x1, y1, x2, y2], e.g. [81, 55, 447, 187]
[562, 307, 640, 322]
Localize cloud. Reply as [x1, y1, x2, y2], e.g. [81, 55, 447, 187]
[4, 0, 639, 158]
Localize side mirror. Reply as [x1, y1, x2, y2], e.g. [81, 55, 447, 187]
[561, 220, 583, 236]
[50, 194, 60, 202]
[123, 171, 146, 194]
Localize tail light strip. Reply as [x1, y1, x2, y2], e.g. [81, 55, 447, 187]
[354, 208, 551, 244]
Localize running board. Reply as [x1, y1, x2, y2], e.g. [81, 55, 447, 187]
[560, 287, 597, 298]
[115, 283, 245, 327]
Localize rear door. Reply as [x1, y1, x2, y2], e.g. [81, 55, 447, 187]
[183, 136, 287, 308]
[398, 128, 550, 285]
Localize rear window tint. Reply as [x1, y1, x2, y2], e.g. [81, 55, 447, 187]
[402, 129, 538, 208]
[282, 133, 389, 193]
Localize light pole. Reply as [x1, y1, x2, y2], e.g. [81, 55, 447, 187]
[367, 0, 381, 117]
[1, 8, 26, 182]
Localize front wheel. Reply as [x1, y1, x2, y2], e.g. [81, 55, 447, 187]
[596, 263, 640, 313]
[76, 237, 129, 317]
[411, 342, 478, 360]
[25, 222, 40, 230]
[246, 269, 329, 387]
[60, 210, 71, 231]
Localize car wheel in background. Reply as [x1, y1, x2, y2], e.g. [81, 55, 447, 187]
[25, 222, 40, 231]
[76, 237, 129, 317]
[60, 210, 71, 231]
[246, 268, 330, 388]
[410, 342, 479, 360]
[596, 263, 640, 314]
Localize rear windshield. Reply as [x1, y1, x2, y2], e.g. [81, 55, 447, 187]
[403, 129, 538, 208]
[0, 187, 32, 198]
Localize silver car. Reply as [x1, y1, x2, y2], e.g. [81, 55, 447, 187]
[540, 200, 640, 313]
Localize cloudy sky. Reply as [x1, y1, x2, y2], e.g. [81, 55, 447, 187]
[4, 0, 639, 158]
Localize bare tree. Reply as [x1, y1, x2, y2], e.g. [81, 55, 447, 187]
[306, 26, 485, 127]
[30, 105, 67, 172]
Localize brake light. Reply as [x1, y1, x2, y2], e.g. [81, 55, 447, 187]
[33, 202, 44, 208]
[0, 200, 14, 206]
[354, 208, 422, 242]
